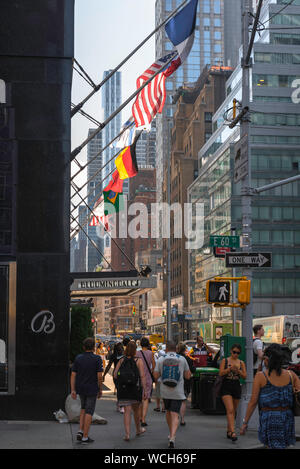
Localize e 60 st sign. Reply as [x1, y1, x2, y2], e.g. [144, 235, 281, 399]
[210, 235, 240, 249]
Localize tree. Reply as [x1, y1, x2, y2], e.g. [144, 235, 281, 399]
[70, 305, 94, 362]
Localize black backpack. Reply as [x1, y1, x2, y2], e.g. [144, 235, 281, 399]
[117, 357, 139, 387]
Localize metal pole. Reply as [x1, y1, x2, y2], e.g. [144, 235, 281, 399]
[237, 0, 263, 431]
[231, 227, 237, 336]
[167, 119, 172, 342]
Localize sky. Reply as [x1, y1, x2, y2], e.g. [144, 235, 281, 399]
[71, 0, 156, 177]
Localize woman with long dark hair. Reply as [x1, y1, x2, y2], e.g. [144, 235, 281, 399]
[219, 343, 247, 442]
[240, 343, 300, 449]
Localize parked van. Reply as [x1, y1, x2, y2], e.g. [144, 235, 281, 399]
[253, 315, 300, 345]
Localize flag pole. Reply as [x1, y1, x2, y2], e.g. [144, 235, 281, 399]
[71, 0, 188, 118]
[71, 53, 176, 161]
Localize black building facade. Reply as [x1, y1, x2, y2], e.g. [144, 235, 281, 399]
[0, 0, 74, 419]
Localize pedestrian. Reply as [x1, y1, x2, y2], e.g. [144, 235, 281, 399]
[136, 337, 156, 426]
[240, 343, 300, 449]
[219, 343, 247, 442]
[70, 337, 103, 444]
[96, 341, 107, 369]
[123, 336, 130, 347]
[114, 341, 147, 441]
[153, 341, 191, 449]
[176, 342, 196, 426]
[189, 335, 215, 368]
[253, 324, 265, 375]
[103, 342, 124, 412]
[153, 347, 166, 413]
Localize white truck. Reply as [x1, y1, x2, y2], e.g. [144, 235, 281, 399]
[253, 315, 300, 364]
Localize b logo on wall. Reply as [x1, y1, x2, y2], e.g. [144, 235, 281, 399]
[31, 310, 56, 335]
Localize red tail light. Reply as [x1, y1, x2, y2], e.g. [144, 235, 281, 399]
[282, 337, 287, 344]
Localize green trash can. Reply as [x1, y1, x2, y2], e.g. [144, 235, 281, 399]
[191, 368, 202, 409]
[192, 368, 219, 409]
[198, 367, 226, 415]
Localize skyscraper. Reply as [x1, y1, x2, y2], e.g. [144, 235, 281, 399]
[188, 0, 300, 323]
[101, 71, 126, 192]
[155, 0, 242, 206]
[86, 129, 104, 272]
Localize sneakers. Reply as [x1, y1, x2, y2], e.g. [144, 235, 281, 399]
[81, 437, 94, 445]
[168, 439, 175, 449]
[77, 431, 83, 442]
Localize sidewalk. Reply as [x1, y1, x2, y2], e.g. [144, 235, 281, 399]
[1, 374, 300, 450]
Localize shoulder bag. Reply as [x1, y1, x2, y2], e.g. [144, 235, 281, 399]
[288, 371, 300, 416]
[141, 351, 155, 383]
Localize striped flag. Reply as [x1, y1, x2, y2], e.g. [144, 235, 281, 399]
[89, 197, 110, 231]
[132, 52, 179, 128]
[165, 0, 198, 65]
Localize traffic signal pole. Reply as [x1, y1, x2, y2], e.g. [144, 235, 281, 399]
[236, 0, 264, 430]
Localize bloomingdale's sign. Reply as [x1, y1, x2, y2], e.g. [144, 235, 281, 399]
[76, 278, 141, 290]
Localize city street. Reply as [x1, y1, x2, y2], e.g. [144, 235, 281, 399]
[1, 373, 300, 451]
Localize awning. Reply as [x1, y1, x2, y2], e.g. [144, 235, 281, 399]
[70, 270, 157, 298]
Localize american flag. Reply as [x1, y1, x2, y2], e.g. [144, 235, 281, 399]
[132, 52, 179, 128]
[89, 197, 110, 232]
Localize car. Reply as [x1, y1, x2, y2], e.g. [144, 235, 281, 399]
[206, 343, 220, 355]
[183, 340, 196, 351]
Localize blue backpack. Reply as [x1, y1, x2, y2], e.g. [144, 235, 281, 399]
[162, 354, 181, 387]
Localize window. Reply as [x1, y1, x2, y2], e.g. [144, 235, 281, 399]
[165, 0, 172, 12]
[203, 0, 210, 13]
[214, 0, 221, 14]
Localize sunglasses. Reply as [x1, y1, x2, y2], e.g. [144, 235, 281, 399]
[232, 350, 240, 355]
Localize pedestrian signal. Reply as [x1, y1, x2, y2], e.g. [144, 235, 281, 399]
[237, 280, 251, 304]
[206, 281, 230, 304]
[132, 306, 136, 315]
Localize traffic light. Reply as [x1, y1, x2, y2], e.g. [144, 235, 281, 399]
[206, 280, 231, 304]
[238, 280, 251, 305]
[233, 98, 237, 119]
[132, 306, 136, 315]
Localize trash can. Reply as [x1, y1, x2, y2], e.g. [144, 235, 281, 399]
[198, 368, 226, 415]
[191, 368, 202, 409]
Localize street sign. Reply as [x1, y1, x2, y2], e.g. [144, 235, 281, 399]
[234, 134, 248, 183]
[225, 252, 272, 268]
[213, 246, 232, 258]
[206, 281, 231, 304]
[210, 235, 240, 249]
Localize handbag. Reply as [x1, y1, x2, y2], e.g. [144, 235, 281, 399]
[213, 359, 227, 398]
[141, 351, 155, 383]
[288, 371, 300, 416]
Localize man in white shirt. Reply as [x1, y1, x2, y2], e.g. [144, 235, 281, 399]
[154, 341, 191, 448]
[253, 324, 264, 375]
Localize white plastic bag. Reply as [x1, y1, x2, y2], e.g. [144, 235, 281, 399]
[53, 409, 69, 424]
[64, 394, 107, 424]
[65, 394, 81, 423]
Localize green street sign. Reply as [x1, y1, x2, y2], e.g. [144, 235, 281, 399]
[210, 235, 240, 249]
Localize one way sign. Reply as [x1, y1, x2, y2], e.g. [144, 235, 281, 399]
[225, 252, 272, 268]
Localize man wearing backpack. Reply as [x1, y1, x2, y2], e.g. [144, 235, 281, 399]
[253, 324, 265, 375]
[153, 341, 191, 449]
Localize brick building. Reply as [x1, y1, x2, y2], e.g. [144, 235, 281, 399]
[162, 66, 233, 339]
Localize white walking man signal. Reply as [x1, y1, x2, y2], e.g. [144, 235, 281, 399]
[219, 284, 229, 301]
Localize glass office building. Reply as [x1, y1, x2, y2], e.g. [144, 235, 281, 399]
[86, 129, 104, 272]
[101, 71, 126, 193]
[188, 0, 300, 324]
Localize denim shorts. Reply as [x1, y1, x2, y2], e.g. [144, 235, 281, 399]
[163, 399, 183, 414]
[79, 394, 97, 416]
